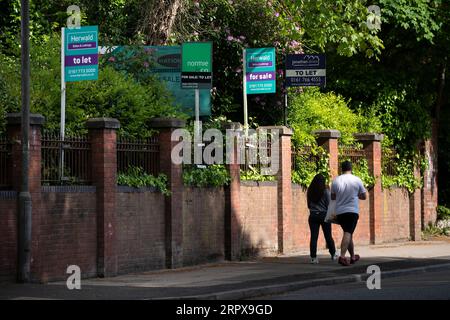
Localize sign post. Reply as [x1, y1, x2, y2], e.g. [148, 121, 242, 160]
[285, 54, 326, 126]
[243, 47, 276, 136]
[181, 42, 213, 167]
[243, 49, 248, 136]
[61, 25, 98, 179]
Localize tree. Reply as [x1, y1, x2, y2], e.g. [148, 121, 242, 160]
[137, 0, 185, 45]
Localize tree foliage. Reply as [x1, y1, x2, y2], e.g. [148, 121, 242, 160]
[0, 0, 448, 201]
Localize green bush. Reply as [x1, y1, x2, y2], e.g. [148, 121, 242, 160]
[291, 144, 329, 187]
[351, 158, 376, 189]
[437, 206, 450, 221]
[381, 155, 423, 193]
[240, 168, 276, 182]
[288, 87, 379, 146]
[0, 34, 184, 137]
[183, 164, 230, 188]
[117, 166, 170, 196]
[422, 222, 450, 239]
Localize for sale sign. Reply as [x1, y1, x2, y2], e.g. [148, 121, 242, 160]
[245, 48, 276, 94]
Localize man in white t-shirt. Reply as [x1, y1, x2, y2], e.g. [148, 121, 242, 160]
[331, 161, 367, 266]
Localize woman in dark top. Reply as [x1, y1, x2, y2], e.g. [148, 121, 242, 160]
[307, 174, 337, 264]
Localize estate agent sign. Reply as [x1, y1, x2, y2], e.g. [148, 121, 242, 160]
[64, 26, 99, 82]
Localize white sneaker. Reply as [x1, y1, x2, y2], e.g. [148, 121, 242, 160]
[310, 258, 319, 264]
[331, 254, 339, 261]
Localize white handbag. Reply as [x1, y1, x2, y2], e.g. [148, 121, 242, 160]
[325, 200, 338, 224]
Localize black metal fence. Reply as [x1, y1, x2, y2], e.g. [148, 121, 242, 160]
[291, 146, 322, 171]
[382, 147, 399, 176]
[239, 135, 273, 174]
[0, 136, 12, 189]
[117, 136, 160, 175]
[41, 134, 92, 185]
[338, 145, 367, 174]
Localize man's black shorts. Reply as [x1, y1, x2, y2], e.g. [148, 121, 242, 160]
[336, 213, 359, 234]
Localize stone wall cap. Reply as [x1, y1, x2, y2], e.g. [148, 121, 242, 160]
[258, 126, 293, 136]
[6, 113, 45, 126]
[149, 117, 186, 129]
[313, 129, 341, 139]
[241, 180, 278, 187]
[354, 133, 384, 142]
[86, 118, 120, 129]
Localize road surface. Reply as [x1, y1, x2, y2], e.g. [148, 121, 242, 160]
[258, 269, 450, 300]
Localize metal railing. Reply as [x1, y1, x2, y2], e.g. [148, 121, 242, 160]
[117, 136, 160, 175]
[338, 145, 367, 174]
[41, 134, 92, 185]
[0, 136, 12, 189]
[291, 145, 321, 171]
[382, 147, 399, 176]
[240, 136, 273, 174]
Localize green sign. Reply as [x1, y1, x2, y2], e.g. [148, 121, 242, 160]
[181, 42, 213, 89]
[64, 26, 98, 82]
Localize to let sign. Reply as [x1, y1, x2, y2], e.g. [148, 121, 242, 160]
[181, 42, 213, 89]
[285, 54, 326, 87]
[64, 26, 99, 82]
[245, 48, 276, 94]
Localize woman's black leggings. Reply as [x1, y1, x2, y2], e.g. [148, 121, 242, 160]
[308, 212, 336, 258]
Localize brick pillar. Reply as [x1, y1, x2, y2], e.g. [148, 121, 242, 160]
[224, 122, 243, 260]
[87, 118, 119, 277]
[260, 126, 294, 253]
[149, 118, 185, 269]
[355, 133, 384, 244]
[278, 127, 294, 253]
[421, 120, 438, 227]
[6, 113, 45, 282]
[409, 165, 422, 241]
[314, 130, 340, 179]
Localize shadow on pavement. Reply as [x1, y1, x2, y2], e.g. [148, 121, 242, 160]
[0, 255, 449, 300]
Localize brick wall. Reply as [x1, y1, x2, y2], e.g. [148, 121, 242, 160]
[39, 187, 97, 281]
[239, 182, 278, 256]
[116, 187, 166, 274]
[183, 187, 225, 265]
[1, 116, 439, 283]
[0, 192, 17, 283]
[291, 185, 310, 249]
[354, 197, 371, 245]
[382, 188, 411, 242]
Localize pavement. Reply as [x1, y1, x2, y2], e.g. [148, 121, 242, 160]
[1, 240, 450, 300]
